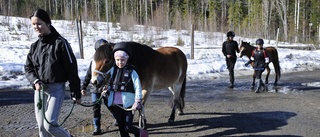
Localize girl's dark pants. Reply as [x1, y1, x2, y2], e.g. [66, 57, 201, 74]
[114, 105, 140, 137]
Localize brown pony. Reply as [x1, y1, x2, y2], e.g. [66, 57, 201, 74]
[90, 41, 187, 124]
[239, 41, 281, 87]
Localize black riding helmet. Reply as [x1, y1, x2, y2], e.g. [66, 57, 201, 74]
[94, 39, 108, 50]
[227, 31, 235, 37]
[113, 42, 132, 57]
[256, 38, 264, 45]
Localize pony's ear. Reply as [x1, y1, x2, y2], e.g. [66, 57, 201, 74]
[107, 44, 114, 51]
[110, 42, 116, 49]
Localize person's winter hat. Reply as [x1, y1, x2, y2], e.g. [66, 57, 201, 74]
[113, 42, 132, 58]
[94, 39, 108, 50]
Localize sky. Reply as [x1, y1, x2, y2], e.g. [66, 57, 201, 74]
[1, 15, 320, 90]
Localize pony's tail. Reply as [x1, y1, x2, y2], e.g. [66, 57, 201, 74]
[274, 49, 281, 80]
[180, 77, 186, 109]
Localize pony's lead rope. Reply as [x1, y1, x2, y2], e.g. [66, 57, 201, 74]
[77, 68, 112, 107]
[37, 85, 75, 127]
[77, 93, 104, 107]
[114, 104, 146, 129]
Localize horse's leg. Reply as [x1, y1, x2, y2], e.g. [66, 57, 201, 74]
[168, 86, 177, 124]
[175, 77, 186, 115]
[168, 101, 176, 124]
[141, 89, 150, 128]
[274, 73, 278, 86]
[265, 66, 270, 84]
[273, 61, 280, 86]
[167, 81, 184, 124]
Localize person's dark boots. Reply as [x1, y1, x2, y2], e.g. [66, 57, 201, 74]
[255, 79, 261, 93]
[228, 83, 234, 88]
[228, 81, 234, 88]
[92, 128, 101, 135]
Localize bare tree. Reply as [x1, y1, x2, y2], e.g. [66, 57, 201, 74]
[106, 0, 109, 33]
[84, 0, 88, 23]
[54, 0, 58, 14]
[262, 1, 275, 41]
[294, 0, 300, 42]
[145, 0, 148, 25]
[95, 0, 101, 21]
[221, 0, 227, 32]
[276, 0, 288, 42]
[140, 0, 142, 24]
[70, 0, 73, 20]
[64, 0, 70, 20]
[150, 0, 153, 25]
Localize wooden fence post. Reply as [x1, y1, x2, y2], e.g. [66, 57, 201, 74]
[76, 16, 84, 59]
[191, 24, 194, 59]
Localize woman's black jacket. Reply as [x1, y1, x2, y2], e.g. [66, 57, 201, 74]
[24, 32, 81, 99]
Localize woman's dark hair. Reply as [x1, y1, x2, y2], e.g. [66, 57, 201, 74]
[30, 9, 51, 25]
[30, 9, 60, 36]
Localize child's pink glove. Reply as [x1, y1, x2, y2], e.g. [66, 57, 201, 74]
[132, 98, 142, 110]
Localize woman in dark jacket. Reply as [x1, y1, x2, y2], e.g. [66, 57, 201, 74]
[245, 38, 269, 93]
[222, 31, 239, 88]
[24, 9, 81, 137]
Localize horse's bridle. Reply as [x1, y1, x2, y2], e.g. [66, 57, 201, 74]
[93, 58, 114, 77]
[94, 69, 111, 79]
[92, 60, 115, 88]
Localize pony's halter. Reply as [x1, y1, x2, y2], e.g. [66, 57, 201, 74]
[94, 69, 111, 78]
[92, 59, 114, 78]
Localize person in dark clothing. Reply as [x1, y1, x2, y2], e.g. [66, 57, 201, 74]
[245, 38, 269, 93]
[81, 39, 117, 135]
[24, 9, 81, 137]
[222, 31, 240, 88]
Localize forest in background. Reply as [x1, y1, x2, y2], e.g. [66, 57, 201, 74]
[1, 0, 320, 45]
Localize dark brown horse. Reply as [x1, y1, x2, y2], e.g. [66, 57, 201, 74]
[239, 41, 281, 87]
[90, 41, 187, 124]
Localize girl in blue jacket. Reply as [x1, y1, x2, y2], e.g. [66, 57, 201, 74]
[106, 42, 143, 137]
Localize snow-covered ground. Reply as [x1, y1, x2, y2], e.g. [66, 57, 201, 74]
[1, 15, 320, 90]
